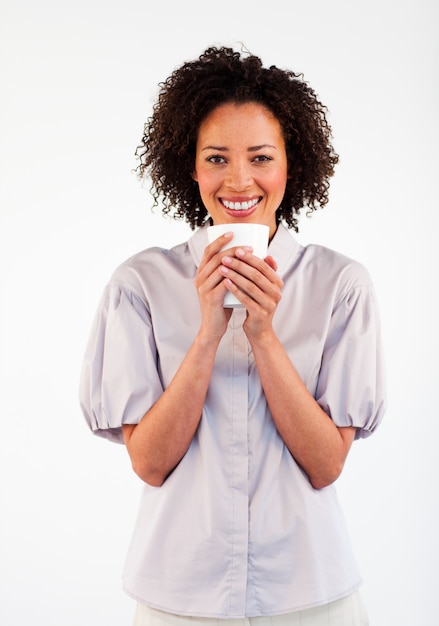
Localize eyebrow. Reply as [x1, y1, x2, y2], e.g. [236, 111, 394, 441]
[201, 144, 277, 152]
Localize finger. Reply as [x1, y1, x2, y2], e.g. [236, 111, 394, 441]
[197, 232, 238, 284]
[222, 251, 283, 290]
[220, 264, 282, 308]
[202, 231, 234, 263]
[198, 238, 254, 291]
[223, 274, 282, 315]
[196, 232, 232, 284]
[263, 255, 278, 272]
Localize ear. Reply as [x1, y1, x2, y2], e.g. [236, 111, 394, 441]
[191, 169, 198, 182]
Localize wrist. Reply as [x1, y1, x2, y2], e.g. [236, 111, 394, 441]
[195, 328, 223, 352]
[244, 324, 277, 347]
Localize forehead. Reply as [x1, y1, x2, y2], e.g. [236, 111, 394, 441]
[197, 102, 284, 143]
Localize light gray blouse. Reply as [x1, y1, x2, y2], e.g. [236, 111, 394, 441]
[79, 222, 386, 618]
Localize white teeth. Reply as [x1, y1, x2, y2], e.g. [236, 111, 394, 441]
[223, 198, 259, 211]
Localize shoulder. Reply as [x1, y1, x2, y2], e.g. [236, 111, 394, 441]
[281, 239, 377, 312]
[108, 240, 193, 296]
[275, 225, 372, 292]
[301, 243, 373, 291]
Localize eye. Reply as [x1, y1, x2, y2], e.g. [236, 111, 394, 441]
[253, 155, 273, 163]
[206, 155, 226, 164]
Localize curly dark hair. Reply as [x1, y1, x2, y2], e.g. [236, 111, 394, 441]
[135, 46, 339, 231]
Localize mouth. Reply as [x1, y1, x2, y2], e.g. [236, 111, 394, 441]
[220, 197, 261, 212]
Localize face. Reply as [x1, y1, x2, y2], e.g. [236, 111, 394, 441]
[192, 102, 289, 238]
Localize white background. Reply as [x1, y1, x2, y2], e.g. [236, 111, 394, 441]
[1, 1, 438, 624]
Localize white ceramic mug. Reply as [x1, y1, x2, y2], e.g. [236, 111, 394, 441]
[207, 223, 269, 308]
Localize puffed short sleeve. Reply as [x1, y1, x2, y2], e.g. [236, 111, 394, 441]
[79, 283, 164, 443]
[316, 279, 387, 439]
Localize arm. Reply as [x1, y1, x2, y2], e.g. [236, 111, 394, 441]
[220, 248, 355, 489]
[246, 329, 356, 489]
[123, 232, 234, 486]
[123, 332, 220, 487]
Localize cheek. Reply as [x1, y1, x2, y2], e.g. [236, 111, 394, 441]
[194, 170, 218, 196]
[269, 170, 288, 197]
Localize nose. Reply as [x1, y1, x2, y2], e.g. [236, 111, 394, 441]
[226, 161, 252, 191]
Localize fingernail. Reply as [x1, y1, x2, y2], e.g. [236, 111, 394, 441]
[236, 246, 252, 256]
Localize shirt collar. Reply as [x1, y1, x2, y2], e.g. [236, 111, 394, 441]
[188, 222, 302, 277]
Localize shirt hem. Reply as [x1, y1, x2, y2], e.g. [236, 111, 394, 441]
[123, 580, 363, 619]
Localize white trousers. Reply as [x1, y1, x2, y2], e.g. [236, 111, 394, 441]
[132, 591, 369, 626]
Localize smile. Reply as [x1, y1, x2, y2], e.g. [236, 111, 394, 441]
[221, 198, 261, 211]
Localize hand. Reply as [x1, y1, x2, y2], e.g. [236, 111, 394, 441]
[219, 247, 283, 337]
[194, 232, 235, 341]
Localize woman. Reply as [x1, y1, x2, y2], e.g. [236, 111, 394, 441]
[79, 46, 386, 625]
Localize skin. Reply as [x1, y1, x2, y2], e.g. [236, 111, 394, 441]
[123, 102, 355, 489]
